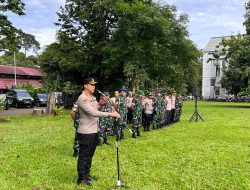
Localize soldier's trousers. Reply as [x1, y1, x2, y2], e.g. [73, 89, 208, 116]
[166, 110, 172, 125]
[152, 113, 161, 129]
[143, 113, 152, 131]
[77, 133, 99, 180]
[170, 109, 176, 124]
[73, 131, 79, 151]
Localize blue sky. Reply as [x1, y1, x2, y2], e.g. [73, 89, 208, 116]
[7, 0, 247, 53]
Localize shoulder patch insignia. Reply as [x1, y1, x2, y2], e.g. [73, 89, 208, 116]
[82, 99, 87, 104]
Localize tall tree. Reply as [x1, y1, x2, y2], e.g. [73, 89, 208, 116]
[0, 0, 40, 53]
[221, 35, 250, 97]
[56, 0, 119, 90]
[52, 0, 200, 92]
[103, 1, 200, 91]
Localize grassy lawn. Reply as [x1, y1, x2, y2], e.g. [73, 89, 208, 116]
[0, 101, 249, 190]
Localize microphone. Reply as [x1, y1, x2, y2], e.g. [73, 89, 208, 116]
[96, 89, 106, 97]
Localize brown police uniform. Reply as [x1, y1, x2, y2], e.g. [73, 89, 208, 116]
[76, 91, 109, 183]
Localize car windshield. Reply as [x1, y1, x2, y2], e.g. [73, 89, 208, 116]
[17, 93, 32, 98]
[37, 94, 48, 99]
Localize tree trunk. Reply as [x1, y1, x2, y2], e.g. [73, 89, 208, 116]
[46, 93, 56, 115]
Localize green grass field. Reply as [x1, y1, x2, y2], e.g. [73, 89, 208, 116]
[0, 101, 249, 190]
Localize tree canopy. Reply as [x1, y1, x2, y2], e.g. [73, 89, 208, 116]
[0, 0, 40, 53]
[221, 35, 250, 96]
[40, 0, 201, 93]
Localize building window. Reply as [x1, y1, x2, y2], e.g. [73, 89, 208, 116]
[215, 87, 220, 95]
[210, 79, 215, 86]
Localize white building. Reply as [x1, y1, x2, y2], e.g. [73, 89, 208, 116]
[202, 37, 229, 99]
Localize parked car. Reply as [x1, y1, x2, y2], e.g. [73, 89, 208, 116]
[5, 89, 34, 108]
[34, 93, 48, 107]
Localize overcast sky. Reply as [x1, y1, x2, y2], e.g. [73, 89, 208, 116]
[7, 0, 247, 53]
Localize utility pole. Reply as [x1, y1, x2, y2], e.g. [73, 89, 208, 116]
[14, 51, 17, 87]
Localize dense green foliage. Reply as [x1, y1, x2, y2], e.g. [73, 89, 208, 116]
[0, 51, 40, 68]
[221, 35, 250, 96]
[0, 0, 40, 69]
[220, 3, 250, 97]
[0, 101, 249, 189]
[40, 0, 201, 93]
[0, 0, 40, 53]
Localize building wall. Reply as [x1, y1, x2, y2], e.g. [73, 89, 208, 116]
[202, 37, 229, 99]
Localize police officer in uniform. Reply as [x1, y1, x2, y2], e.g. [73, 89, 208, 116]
[76, 78, 120, 186]
[142, 92, 154, 132]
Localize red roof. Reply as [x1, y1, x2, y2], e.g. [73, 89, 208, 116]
[0, 65, 44, 77]
[0, 78, 44, 89]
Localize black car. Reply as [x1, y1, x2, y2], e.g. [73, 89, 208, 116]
[34, 93, 48, 107]
[5, 89, 34, 108]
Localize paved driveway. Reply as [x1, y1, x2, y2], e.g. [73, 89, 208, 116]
[0, 107, 45, 116]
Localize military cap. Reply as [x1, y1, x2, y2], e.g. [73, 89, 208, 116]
[135, 90, 144, 95]
[120, 87, 128, 92]
[83, 78, 98, 85]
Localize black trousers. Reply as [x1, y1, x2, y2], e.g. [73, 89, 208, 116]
[166, 110, 172, 125]
[77, 133, 99, 180]
[170, 109, 176, 124]
[143, 113, 152, 131]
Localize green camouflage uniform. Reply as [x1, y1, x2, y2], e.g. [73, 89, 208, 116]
[99, 101, 113, 144]
[152, 96, 164, 129]
[132, 96, 143, 137]
[174, 98, 183, 122]
[160, 97, 166, 127]
[72, 104, 80, 155]
[115, 96, 127, 140]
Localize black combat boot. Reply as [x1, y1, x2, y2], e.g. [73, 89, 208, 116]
[73, 149, 78, 157]
[137, 130, 141, 137]
[103, 139, 109, 145]
[132, 132, 136, 138]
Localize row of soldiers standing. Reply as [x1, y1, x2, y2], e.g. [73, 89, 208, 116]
[71, 88, 182, 156]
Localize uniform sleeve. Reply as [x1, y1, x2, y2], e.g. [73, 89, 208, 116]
[77, 97, 109, 117]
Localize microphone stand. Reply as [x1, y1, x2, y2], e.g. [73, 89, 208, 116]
[96, 89, 130, 189]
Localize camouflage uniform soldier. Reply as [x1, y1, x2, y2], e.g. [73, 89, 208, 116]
[114, 88, 127, 140]
[98, 93, 113, 145]
[159, 94, 166, 128]
[152, 90, 164, 129]
[131, 90, 144, 138]
[71, 103, 80, 157]
[174, 94, 183, 122]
